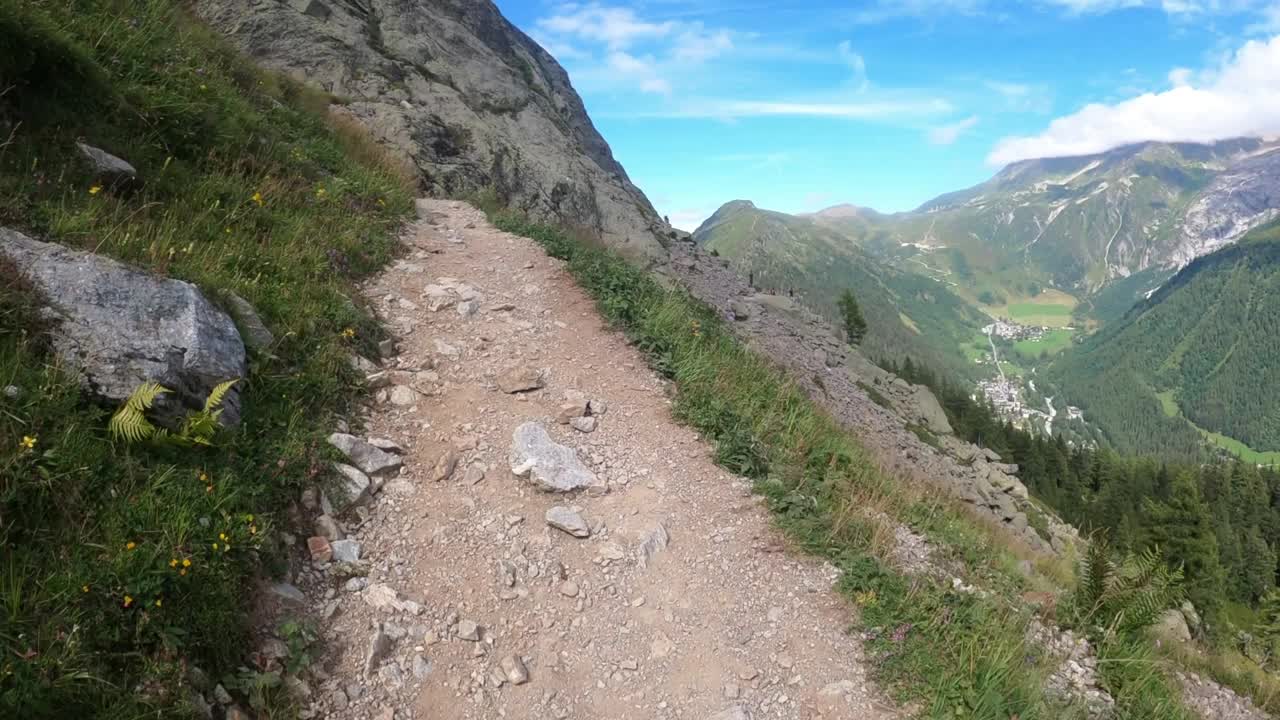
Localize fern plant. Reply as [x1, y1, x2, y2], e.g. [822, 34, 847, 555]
[109, 379, 238, 447]
[1064, 533, 1185, 640]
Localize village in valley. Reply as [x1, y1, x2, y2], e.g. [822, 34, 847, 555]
[975, 319, 1085, 437]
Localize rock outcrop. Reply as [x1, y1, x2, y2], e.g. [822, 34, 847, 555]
[666, 241, 1076, 553]
[1, 228, 247, 426]
[195, 0, 670, 263]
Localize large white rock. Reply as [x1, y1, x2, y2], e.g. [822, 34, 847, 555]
[1, 228, 246, 425]
[509, 422, 602, 493]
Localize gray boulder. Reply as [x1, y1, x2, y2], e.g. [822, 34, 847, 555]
[1154, 609, 1191, 644]
[76, 142, 137, 189]
[911, 385, 953, 435]
[509, 422, 603, 492]
[0, 228, 246, 425]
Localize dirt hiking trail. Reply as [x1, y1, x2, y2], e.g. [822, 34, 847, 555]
[292, 199, 901, 720]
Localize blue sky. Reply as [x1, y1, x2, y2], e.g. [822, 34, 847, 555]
[494, 1, 1280, 229]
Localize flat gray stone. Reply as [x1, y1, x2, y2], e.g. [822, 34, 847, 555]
[76, 142, 137, 187]
[509, 422, 603, 493]
[546, 506, 591, 538]
[570, 416, 597, 433]
[331, 463, 371, 508]
[331, 539, 362, 563]
[328, 433, 403, 475]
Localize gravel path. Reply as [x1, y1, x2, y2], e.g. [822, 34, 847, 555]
[288, 200, 902, 720]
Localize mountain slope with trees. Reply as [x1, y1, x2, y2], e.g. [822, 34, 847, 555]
[693, 200, 990, 379]
[1046, 220, 1280, 460]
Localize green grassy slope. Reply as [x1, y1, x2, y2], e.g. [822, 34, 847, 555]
[1047, 220, 1280, 461]
[0, 1, 413, 715]
[694, 201, 990, 379]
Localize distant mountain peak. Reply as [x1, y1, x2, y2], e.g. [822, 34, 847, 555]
[812, 203, 872, 219]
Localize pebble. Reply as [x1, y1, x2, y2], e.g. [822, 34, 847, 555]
[559, 581, 581, 598]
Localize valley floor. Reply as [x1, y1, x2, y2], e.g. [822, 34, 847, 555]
[281, 200, 900, 719]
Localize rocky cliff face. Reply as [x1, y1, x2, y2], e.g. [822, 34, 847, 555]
[1175, 146, 1280, 266]
[196, 0, 669, 263]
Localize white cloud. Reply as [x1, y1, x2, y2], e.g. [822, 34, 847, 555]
[534, 3, 735, 94]
[988, 34, 1280, 165]
[838, 41, 869, 91]
[671, 98, 953, 119]
[538, 4, 675, 49]
[928, 115, 979, 144]
[606, 51, 671, 94]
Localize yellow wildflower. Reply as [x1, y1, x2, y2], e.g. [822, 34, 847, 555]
[82, 585, 89, 593]
[88, 185, 102, 196]
[19, 436, 36, 450]
[182, 559, 192, 568]
[123, 595, 133, 608]
[251, 191, 264, 207]
[224, 544, 231, 553]
[341, 327, 356, 339]
[315, 187, 327, 198]
[179, 569, 188, 577]
[199, 472, 208, 482]
[169, 558, 179, 568]
[155, 598, 162, 608]
[212, 542, 219, 551]
[377, 198, 386, 207]
[219, 533, 227, 542]
[126, 542, 136, 551]
[225, 227, 232, 234]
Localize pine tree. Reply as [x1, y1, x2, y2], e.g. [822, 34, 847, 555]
[1144, 472, 1226, 615]
[837, 289, 867, 346]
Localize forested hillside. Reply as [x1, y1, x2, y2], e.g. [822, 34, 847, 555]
[1047, 220, 1280, 461]
[894, 359, 1280, 625]
[694, 201, 989, 379]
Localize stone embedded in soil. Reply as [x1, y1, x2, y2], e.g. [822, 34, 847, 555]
[456, 619, 481, 641]
[389, 385, 417, 406]
[509, 422, 603, 493]
[497, 366, 545, 394]
[331, 463, 372, 508]
[314, 514, 344, 541]
[331, 539, 362, 563]
[501, 655, 530, 685]
[546, 506, 591, 538]
[327, 433, 403, 476]
[364, 624, 393, 677]
[432, 449, 460, 482]
[637, 522, 671, 569]
[557, 400, 589, 424]
[570, 416, 597, 433]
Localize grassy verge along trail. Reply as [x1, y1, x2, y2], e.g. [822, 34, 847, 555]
[1, 1, 412, 715]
